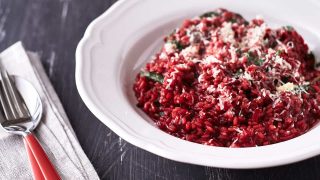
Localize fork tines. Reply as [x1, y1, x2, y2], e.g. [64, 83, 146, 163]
[0, 63, 30, 125]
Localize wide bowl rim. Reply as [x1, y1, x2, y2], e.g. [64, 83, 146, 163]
[75, 0, 320, 168]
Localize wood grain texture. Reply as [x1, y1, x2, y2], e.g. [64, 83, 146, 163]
[0, 1, 319, 179]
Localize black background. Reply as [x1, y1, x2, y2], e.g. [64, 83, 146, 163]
[0, 0, 319, 179]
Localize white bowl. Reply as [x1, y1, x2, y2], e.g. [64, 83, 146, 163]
[75, 0, 320, 168]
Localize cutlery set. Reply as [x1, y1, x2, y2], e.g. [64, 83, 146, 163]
[0, 63, 60, 179]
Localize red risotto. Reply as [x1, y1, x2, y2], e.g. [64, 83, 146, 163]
[133, 9, 320, 147]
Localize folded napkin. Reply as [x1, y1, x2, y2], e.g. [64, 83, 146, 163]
[0, 42, 99, 179]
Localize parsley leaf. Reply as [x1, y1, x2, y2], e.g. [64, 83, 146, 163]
[276, 50, 283, 56]
[234, 69, 243, 78]
[171, 40, 184, 51]
[140, 71, 164, 83]
[307, 51, 315, 59]
[245, 52, 254, 61]
[245, 52, 264, 66]
[284, 25, 294, 31]
[200, 11, 220, 18]
[228, 18, 237, 23]
[294, 84, 310, 94]
[255, 59, 264, 66]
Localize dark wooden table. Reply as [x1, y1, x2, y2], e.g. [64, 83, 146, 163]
[0, 1, 320, 179]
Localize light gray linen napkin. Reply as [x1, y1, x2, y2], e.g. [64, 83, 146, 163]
[0, 42, 99, 180]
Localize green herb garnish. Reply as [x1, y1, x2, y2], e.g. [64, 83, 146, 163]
[263, 38, 269, 46]
[245, 52, 264, 66]
[140, 71, 164, 83]
[234, 69, 243, 78]
[159, 112, 165, 116]
[245, 52, 254, 61]
[200, 11, 220, 18]
[235, 48, 242, 57]
[294, 84, 310, 94]
[255, 59, 264, 66]
[228, 18, 237, 23]
[171, 40, 184, 51]
[284, 25, 294, 31]
[164, 39, 184, 51]
[307, 51, 315, 59]
[276, 50, 283, 56]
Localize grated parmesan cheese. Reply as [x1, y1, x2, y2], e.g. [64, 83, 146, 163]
[181, 45, 198, 60]
[191, 58, 202, 63]
[276, 82, 295, 92]
[189, 32, 202, 44]
[234, 128, 243, 134]
[159, 52, 168, 60]
[212, 67, 221, 77]
[276, 40, 288, 53]
[175, 64, 189, 70]
[241, 23, 267, 47]
[220, 22, 236, 44]
[229, 46, 238, 63]
[207, 85, 216, 93]
[255, 15, 264, 20]
[197, 22, 204, 30]
[203, 55, 221, 64]
[274, 55, 292, 69]
[243, 72, 253, 80]
[164, 43, 176, 54]
[198, 73, 205, 83]
[217, 97, 225, 110]
[165, 78, 173, 90]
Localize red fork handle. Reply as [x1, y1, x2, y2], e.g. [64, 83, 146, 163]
[24, 139, 45, 180]
[24, 133, 61, 180]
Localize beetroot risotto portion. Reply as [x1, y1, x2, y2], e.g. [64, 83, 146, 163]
[133, 8, 320, 147]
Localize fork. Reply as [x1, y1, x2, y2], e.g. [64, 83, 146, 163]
[0, 65, 60, 180]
